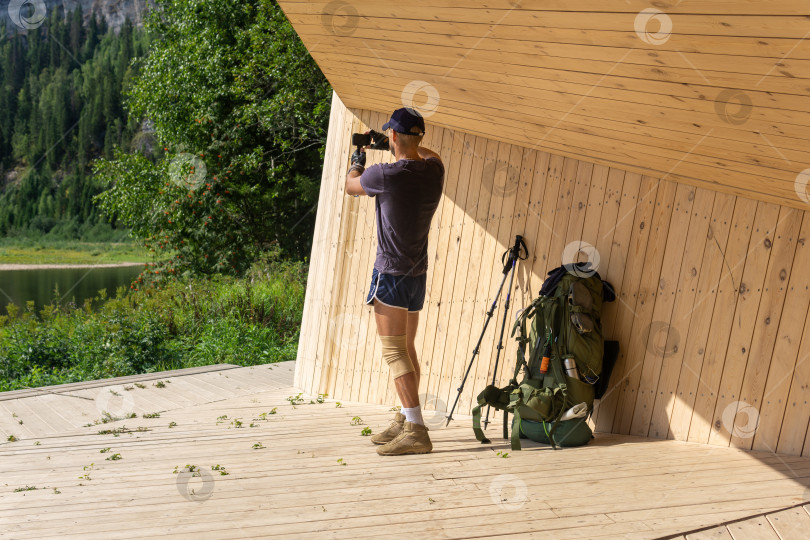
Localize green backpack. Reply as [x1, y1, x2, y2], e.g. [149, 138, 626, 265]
[472, 263, 614, 450]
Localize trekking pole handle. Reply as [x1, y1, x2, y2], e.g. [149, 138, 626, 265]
[502, 235, 529, 274]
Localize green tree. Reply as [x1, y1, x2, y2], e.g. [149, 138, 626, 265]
[95, 0, 331, 277]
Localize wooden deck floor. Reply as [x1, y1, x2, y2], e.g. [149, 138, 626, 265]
[670, 503, 810, 540]
[2, 361, 809, 539]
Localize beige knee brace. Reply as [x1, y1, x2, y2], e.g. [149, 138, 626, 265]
[380, 335, 413, 379]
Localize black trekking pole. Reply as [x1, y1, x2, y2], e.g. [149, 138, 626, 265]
[445, 235, 528, 427]
[445, 264, 511, 427]
[482, 235, 527, 432]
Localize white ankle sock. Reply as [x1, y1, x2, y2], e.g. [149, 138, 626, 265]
[401, 406, 424, 426]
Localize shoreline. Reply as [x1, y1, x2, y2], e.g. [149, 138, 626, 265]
[0, 262, 146, 271]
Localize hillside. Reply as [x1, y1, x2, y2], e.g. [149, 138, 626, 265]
[0, 4, 149, 241]
[3, 0, 149, 33]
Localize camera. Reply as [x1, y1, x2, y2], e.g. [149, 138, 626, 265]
[352, 132, 372, 148]
[352, 130, 389, 152]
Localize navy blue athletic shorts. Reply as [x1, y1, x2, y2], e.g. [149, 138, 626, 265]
[365, 268, 427, 312]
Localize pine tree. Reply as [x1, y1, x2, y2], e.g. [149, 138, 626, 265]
[0, 10, 148, 237]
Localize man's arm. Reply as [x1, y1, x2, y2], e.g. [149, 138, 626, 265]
[417, 146, 441, 161]
[346, 167, 367, 196]
[345, 149, 368, 196]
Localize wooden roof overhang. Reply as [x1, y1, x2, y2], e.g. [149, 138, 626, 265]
[279, 0, 810, 209]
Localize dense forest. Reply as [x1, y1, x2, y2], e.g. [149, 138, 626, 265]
[0, 7, 148, 240]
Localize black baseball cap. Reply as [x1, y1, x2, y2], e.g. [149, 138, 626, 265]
[382, 107, 426, 136]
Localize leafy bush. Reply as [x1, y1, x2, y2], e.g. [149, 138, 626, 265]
[0, 255, 305, 392]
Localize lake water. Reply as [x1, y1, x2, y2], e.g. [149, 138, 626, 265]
[0, 265, 143, 315]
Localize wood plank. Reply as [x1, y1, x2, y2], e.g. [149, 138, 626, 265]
[283, 5, 810, 39]
[580, 164, 610, 253]
[304, 36, 810, 112]
[295, 92, 344, 390]
[330, 91, 806, 210]
[706, 202, 782, 448]
[464, 140, 516, 412]
[591, 171, 643, 428]
[667, 193, 736, 441]
[299, 93, 347, 393]
[629, 183, 696, 436]
[329, 87, 805, 195]
[727, 515, 781, 539]
[405, 122, 447, 404]
[291, 22, 810, 83]
[453, 136, 507, 416]
[612, 179, 678, 435]
[0, 364, 240, 401]
[349, 110, 386, 404]
[687, 526, 735, 540]
[416, 127, 465, 408]
[687, 198, 759, 444]
[731, 207, 804, 450]
[521, 152, 558, 301]
[332, 109, 373, 401]
[282, 0, 810, 16]
[751, 218, 810, 450]
[766, 505, 810, 540]
[310, 99, 356, 397]
[422, 130, 469, 412]
[323, 112, 365, 397]
[465, 139, 512, 416]
[776, 279, 810, 455]
[315, 70, 808, 194]
[647, 188, 716, 439]
[433, 133, 485, 415]
[483, 142, 530, 397]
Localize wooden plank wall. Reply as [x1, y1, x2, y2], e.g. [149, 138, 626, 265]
[296, 95, 810, 457]
[279, 0, 810, 211]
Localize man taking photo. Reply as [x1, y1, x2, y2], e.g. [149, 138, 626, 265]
[345, 107, 444, 456]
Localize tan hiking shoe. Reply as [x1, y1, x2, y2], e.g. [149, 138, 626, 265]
[376, 421, 432, 456]
[370, 412, 405, 445]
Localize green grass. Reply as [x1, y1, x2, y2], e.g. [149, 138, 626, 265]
[0, 255, 306, 392]
[0, 239, 150, 265]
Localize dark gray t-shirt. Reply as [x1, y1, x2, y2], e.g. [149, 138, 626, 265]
[360, 157, 444, 276]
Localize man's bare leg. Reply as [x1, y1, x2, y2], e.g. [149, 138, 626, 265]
[374, 302, 418, 408]
[406, 311, 420, 388]
[375, 302, 432, 455]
